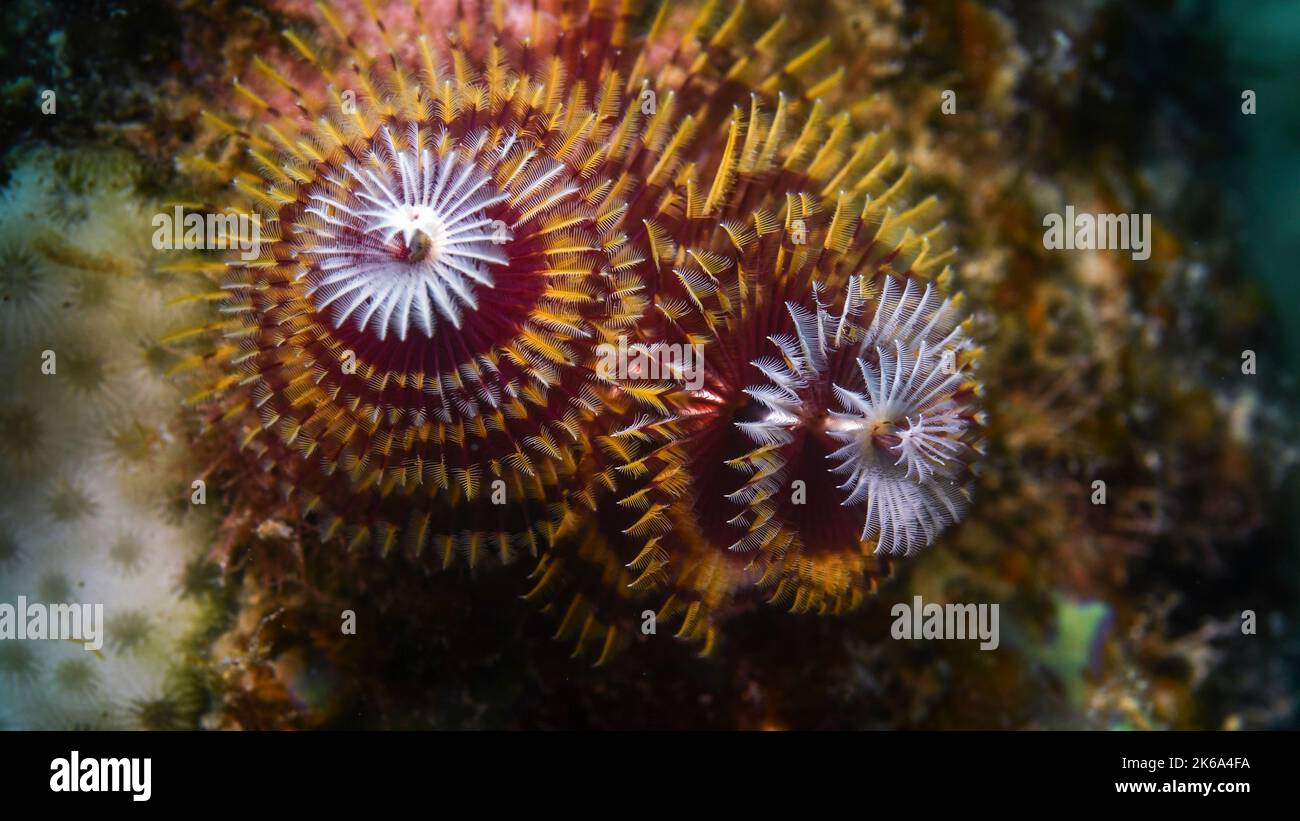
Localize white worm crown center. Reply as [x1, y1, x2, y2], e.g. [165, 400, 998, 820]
[299, 126, 513, 342]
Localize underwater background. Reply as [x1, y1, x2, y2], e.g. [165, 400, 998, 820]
[0, 0, 1297, 729]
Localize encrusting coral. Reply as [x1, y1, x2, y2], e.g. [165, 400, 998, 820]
[0, 147, 220, 729]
